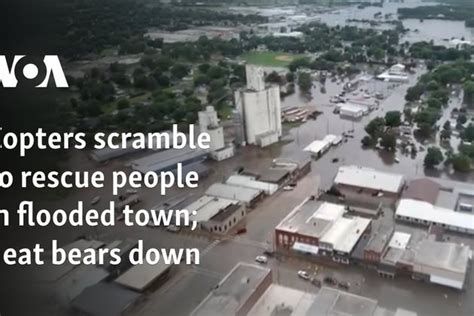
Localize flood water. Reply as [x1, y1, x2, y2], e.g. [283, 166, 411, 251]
[259, 62, 474, 186]
[316, 0, 474, 45]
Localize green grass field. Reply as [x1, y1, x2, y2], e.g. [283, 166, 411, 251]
[241, 51, 305, 67]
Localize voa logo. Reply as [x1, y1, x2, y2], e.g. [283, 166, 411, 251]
[0, 55, 68, 88]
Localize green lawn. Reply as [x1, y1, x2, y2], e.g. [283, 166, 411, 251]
[241, 51, 305, 67]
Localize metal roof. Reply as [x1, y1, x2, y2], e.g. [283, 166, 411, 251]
[130, 147, 208, 173]
[185, 195, 239, 223]
[396, 199, 474, 232]
[191, 262, 271, 316]
[115, 260, 170, 292]
[305, 287, 378, 316]
[320, 216, 371, 254]
[364, 223, 394, 254]
[206, 183, 262, 204]
[226, 175, 278, 195]
[71, 283, 140, 316]
[334, 165, 404, 194]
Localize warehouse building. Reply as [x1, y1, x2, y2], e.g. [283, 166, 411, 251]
[130, 147, 208, 174]
[191, 263, 272, 316]
[400, 238, 470, 289]
[206, 183, 264, 207]
[203, 203, 247, 234]
[115, 260, 171, 292]
[248, 284, 417, 316]
[184, 195, 246, 234]
[226, 174, 278, 195]
[333, 166, 405, 205]
[303, 134, 342, 158]
[380, 231, 471, 290]
[395, 199, 474, 235]
[259, 168, 291, 187]
[71, 283, 140, 316]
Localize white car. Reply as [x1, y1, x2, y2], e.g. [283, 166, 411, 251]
[298, 270, 310, 280]
[255, 256, 268, 264]
[283, 186, 294, 191]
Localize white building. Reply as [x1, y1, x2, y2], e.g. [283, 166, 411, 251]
[333, 165, 405, 205]
[198, 105, 219, 132]
[198, 105, 234, 161]
[337, 103, 367, 118]
[184, 195, 246, 234]
[226, 174, 278, 195]
[395, 198, 474, 235]
[235, 65, 282, 147]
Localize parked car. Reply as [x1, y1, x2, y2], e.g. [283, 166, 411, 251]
[255, 256, 268, 264]
[298, 270, 310, 280]
[167, 225, 181, 233]
[263, 249, 275, 257]
[283, 186, 294, 191]
[90, 196, 101, 205]
[323, 276, 338, 286]
[338, 281, 351, 290]
[311, 278, 322, 287]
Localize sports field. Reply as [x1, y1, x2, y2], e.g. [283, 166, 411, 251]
[241, 51, 305, 67]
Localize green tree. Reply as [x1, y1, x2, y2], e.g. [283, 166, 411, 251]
[289, 58, 311, 72]
[464, 81, 474, 107]
[452, 154, 471, 172]
[462, 123, 474, 142]
[385, 111, 401, 127]
[457, 114, 467, 125]
[424, 147, 444, 168]
[116, 98, 130, 110]
[361, 135, 375, 147]
[170, 63, 190, 79]
[365, 117, 386, 137]
[380, 133, 397, 151]
[286, 72, 295, 83]
[405, 85, 424, 102]
[298, 73, 312, 93]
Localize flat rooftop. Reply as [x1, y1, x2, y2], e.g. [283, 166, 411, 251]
[248, 284, 316, 316]
[206, 182, 262, 204]
[320, 216, 371, 254]
[396, 199, 474, 232]
[191, 262, 271, 316]
[276, 200, 331, 237]
[401, 239, 470, 274]
[185, 195, 239, 223]
[334, 165, 404, 194]
[115, 260, 170, 292]
[364, 223, 394, 254]
[131, 147, 207, 173]
[304, 287, 378, 316]
[259, 168, 291, 184]
[71, 282, 140, 316]
[249, 285, 417, 316]
[226, 174, 278, 195]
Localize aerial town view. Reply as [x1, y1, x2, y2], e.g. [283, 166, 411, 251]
[2, 0, 474, 315]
